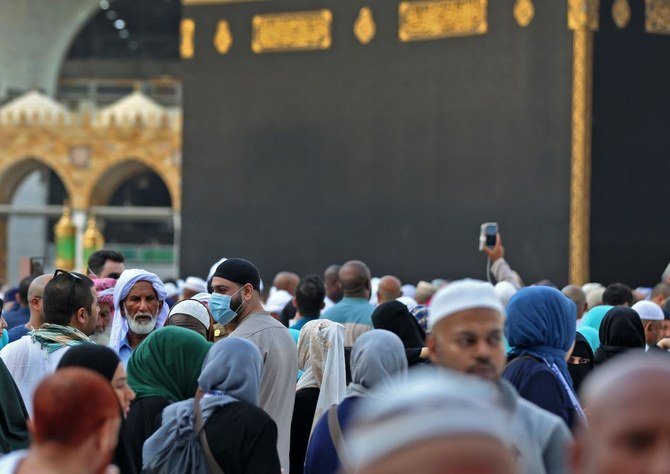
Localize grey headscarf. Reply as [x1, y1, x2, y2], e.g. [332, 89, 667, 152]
[142, 337, 263, 468]
[347, 329, 408, 398]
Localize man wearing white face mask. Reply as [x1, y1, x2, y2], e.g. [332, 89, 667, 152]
[210, 257, 298, 473]
[107, 269, 168, 366]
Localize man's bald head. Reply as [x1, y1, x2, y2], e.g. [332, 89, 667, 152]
[377, 275, 402, 304]
[324, 265, 340, 283]
[562, 285, 587, 319]
[28, 274, 53, 300]
[339, 260, 371, 298]
[28, 274, 53, 327]
[324, 264, 343, 303]
[273, 271, 300, 296]
[572, 354, 670, 474]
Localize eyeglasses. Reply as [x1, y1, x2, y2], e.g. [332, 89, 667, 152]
[54, 269, 83, 318]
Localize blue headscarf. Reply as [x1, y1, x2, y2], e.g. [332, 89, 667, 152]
[577, 325, 600, 352]
[505, 286, 577, 387]
[579, 305, 613, 333]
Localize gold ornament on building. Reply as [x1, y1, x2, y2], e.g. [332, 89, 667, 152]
[354, 7, 376, 44]
[612, 0, 631, 28]
[214, 20, 233, 54]
[180, 18, 196, 59]
[568, 0, 599, 31]
[54, 204, 76, 271]
[646, 0, 670, 34]
[251, 9, 332, 53]
[82, 216, 105, 271]
[398, 0, 488, 43]
[513, 0, 535, 27]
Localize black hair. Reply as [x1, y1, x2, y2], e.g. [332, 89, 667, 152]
[602, 282, 634, 307]
[295, 274, 326, 317]
[18, 275, 36, 305]
[87, 250, 125, 277]
[43, 272, 94, 326]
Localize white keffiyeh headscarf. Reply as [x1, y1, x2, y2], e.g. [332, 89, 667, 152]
[296, 319, 347, 433]
[107, 269, 169, 353]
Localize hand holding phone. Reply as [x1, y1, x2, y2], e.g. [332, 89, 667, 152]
[480, 223, 504, 263]
[479, 222, 498, 251]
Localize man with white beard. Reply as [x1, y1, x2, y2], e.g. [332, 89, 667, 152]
[107, 269, 169, 366]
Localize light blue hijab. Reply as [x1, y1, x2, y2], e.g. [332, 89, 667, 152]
[580, 305, 614, 332]
[577, 325, 601, 352]
[142, 337, 263, 468]
[348, 329, 408, 397]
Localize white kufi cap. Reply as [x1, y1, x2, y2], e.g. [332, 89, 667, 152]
[428, 279, 505, 330]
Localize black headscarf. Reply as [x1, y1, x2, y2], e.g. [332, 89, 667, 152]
[372, 301, 427, 366]
[57, 344, 119, 380]
[0, 358, 29, 454]
[594, 307, 645, 366]
[567, 332, 594, 394]
[57, 344, 137, 474]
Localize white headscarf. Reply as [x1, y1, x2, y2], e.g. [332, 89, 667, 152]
[296, 319, 347, 433]
[108, 269, 169, 353]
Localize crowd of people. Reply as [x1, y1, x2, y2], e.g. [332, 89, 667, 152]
[1, 236, 670, 473]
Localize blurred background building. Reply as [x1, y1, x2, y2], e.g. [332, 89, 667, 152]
[0, 0, 182, 283]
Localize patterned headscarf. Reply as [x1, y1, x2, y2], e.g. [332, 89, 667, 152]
[93, 278, 116, 311]
[296, 319, 347, 432]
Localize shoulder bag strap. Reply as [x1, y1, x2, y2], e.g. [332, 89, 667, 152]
[327, 405, 353, 473]
[193, 398, 225, 474]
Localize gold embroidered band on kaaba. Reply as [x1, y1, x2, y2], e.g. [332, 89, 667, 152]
[398, 0, 487, 42]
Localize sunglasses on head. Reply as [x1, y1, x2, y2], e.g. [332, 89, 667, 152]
[53, 269, 83, 317]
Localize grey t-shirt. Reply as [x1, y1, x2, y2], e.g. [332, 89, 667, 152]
[230, 312, 298, 472]
[498, 379, 572, 474]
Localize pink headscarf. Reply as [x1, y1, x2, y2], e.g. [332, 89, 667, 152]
[93, 278, 117, 312]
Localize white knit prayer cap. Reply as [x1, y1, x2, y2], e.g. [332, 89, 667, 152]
[428, 279, 505, 330]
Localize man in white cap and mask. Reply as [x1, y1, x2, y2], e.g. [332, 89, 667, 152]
[108, 269, 169, 366]
[427, 279, 571, 474]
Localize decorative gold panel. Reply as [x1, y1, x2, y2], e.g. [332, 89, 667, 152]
[514, 0, 535, 27]
[214, 20, 233, 54]
[646, 0, 670, 34]
[398, 0, 487, 43]
[180, 19, 195, 59]
[182, 0, 271, 4]
[251, 10, 332, 53]
[613, 0, 631, 28]
[355, 7, 376, 44]
[568, 0, 599, 31]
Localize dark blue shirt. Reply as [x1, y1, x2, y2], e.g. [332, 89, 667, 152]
[6, 324, 30, 343]
[304, 396, 361, 474]
[3, 307, 29, 330]
[503, 355, 575, 429]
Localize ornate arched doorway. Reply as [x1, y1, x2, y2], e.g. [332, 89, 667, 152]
[89, 159, 178, 278]
[0, 158, 71, 283]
